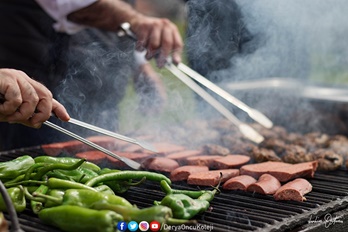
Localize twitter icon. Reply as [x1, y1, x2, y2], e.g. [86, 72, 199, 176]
[128, 221, 139, 232]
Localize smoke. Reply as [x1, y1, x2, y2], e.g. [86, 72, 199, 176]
[55, 29, 134, 136]
[217, 0, 348, 82]
[183, 0, 348, 135]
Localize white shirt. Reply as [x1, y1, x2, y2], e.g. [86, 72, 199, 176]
[35, 0, 147, 65]
[35, 0, 97, 34]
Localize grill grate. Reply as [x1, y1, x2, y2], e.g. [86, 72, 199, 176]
[1, 147, 348, 232]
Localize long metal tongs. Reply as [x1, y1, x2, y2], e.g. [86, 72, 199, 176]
[43, 121, 142, 170]
[67, 117, 157, 153]
[118, 23, 272, 129]
[118, 23, 265, 144]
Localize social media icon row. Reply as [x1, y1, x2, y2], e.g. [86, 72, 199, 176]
[117, 221, 160, 231]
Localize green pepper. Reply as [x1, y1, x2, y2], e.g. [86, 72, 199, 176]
[93, 185, 115, 195]
[4, 177, 97, 191]
[34, 188, 133, 209]
[32, 159, 86, 180]
[155, 181, 220, 219]
[0, 155, 35, 180]
[38, 205, 122, 232]
[85, 170, 171, 187]
[47, 167, 99, 183]
[160, 180, 207, 199]
[0, 187, 26, 213]
[30, 184, 49, 214]
[35, 189, 189, 225]
[97, 168, 146, 193]
[34, 156, 100, 172]
[44, 189, 65, 208]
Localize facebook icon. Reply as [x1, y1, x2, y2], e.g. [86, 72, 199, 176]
[117, 221, 127, 231]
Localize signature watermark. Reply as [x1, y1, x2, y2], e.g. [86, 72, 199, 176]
[161, 223, 214, 231]
[308, 213, 344, 228]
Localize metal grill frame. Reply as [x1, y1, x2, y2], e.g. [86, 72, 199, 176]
[1, 147, 348, 232]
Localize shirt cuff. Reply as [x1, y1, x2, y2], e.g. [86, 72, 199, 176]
[134, 50, 149, 67]
[35, 0, 97, 34]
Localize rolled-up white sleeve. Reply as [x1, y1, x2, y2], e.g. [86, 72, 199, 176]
[35, 0, 97, 34]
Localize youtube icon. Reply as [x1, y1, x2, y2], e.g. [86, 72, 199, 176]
[149, 221, 160, 231]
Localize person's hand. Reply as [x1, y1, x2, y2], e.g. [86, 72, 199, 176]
[0, 68, 70, 128]
[130, 16, 183, 68]
[134, 63, 167, 115]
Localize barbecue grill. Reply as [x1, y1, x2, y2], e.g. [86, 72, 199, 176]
[1, 146, 348, 232]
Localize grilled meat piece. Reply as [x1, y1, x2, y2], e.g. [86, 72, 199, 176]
[170, 165, 209, 182]
[251, 124, 288, 140]
[222, 175, 257, 191]
[221, 135, 256, 156]
[166, 150, 203, 165]
[252, 147, 281, 163]
[240, 161, 318, 182]
[312, 149, 343, 171]
[187, 169, 240, 186]
[212, 155, 251, 169]
[274, 178, 312, 202]
[328, 135, 348, 161]
[268, 161, 318, 182]
[281, 145, 313, 164]
[240, 162, 292, 179]
[186, 155, 223, 167]
[260, 138, 287, 156]
[247, 174, 281, 195]
[203, 144, 230, 156]
[142, 157, 179, 173]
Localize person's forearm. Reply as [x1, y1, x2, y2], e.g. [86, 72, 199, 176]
[67, 0, 142, 31]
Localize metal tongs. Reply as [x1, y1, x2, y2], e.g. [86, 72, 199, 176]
[118, 23, 271, 144]
[43, 121, 143, 170]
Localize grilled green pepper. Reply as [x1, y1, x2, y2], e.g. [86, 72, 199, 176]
[30, 184, 49, 214]
[38, 205, 122, 232]
[85, 170, 171, 187]
[0, 187, 26, 213]
[35, 189, 189, 225]
[0, 155, 35, 180]
[155, 180, 219, 219]
[34, 156, 100, 172]
[46, 167, 99, 183]
[34, 188, 133, 208]
[97, 168, 146, 193]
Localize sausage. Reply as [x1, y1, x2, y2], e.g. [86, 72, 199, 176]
[222, 175, 257, 191]
[268, 161, 318, 182]
[142, 157, 179, 173]
[212, 155, 250, 169]
[240, 161, 292, 179]
[166, 150, 203, 164]
[42, 140, 86, 156]
[170, 165, 209, 182]
[274, 178, 312, 201]
[187, 169, 240, 186]
[186, 155, 223, 167]
[246, 174, 281, 195]
[240, 161, 318, 182]
[75, 150, 108, 165]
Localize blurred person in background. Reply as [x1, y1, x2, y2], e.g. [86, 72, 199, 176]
[0, 0, 183, 150]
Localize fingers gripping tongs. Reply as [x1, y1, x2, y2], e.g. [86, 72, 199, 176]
[118, 22, 272, 144]
[0, 87, 151, 171]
